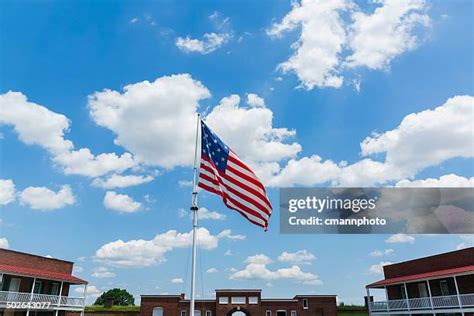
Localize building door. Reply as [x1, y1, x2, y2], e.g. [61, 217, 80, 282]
[7, 278, 21, 302]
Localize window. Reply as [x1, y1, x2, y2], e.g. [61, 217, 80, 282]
[249, 297, 258, 304]
[231, 297, 246, 304]
[219, 297, 228, 304]
[303, 299, 309, 309]
[181, 311, 187, 316]
[440, 280, 449, 296]
[276, 311, 287, 316]
[291, 311, 296, 316]
[205, 310, 212, 316]
[51, 283, 60, 296]
[153, 307, 163, 316]
[0, 274, 3, 289]
[194, 311, 201, 316]
[266, 311, 272, 316]
[33, 281, 42, 294]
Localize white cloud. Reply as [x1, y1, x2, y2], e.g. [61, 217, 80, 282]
[217, 229, 246, 240]
[0, 179, 16, 206]
[360, 95, 474, 178]
[205, 94, 301, 163]
[207, 267, 218, 273]
[73, 266, 84, 273]
[129, 17, 139, 24]
[370, 248, 394, 257]
[92, 267, 116, 278]
[94, 228, 241, 267]
[75, 285, 101, 302]
[178, 180, 193, 187]
[368, 261, 392, 275]
[386, 234, 415, 244]
[278, 250, 316, 264]
[246, 94, 265, 107]
[266, 95, 474, 187]
[346, 0, 430, 69]
[88, 74, 210, 169]
[268, 0, 431, 90]
[103, 191, 141, 213]
[396, 174, 474, 187]
[92, 174, 154, 189]
[230, 254, 322, 285]
[267, 0, 350, 89]
[171, 278, 184, 284]
[0, 238, 9, 249]
[199, 208, 227, 221]
[0, 91, 136, 177]
[176, 33, 230, 54]
[19, 185, 75, 210]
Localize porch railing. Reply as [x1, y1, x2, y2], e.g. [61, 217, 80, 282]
[370, 293, 474, 312]
[0, 291, 84, 309]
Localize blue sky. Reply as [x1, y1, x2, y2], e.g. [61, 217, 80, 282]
[0, 0, 473, 306]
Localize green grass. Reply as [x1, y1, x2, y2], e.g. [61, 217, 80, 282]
[338, 313, 368, 316]
[85, 305, 140, 312]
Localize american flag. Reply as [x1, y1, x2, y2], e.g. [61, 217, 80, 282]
[197, 120, 272, 229]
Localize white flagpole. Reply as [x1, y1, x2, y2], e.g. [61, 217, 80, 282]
[190, 113, 200, 316]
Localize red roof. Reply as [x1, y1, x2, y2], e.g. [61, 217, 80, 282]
[0, 263, 87, 284]
[367, 265, 474, 288]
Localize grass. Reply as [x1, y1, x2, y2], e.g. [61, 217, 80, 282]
[338, 313, 368, 316]
[85, 305, 140, 312]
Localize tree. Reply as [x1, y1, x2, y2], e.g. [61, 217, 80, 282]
[94, 288, 135, 306]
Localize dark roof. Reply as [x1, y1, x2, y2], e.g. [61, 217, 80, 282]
[0, 263, 87, 284]
[367, 264, 474, 288]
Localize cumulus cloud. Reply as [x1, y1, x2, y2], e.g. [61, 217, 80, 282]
[171, 278, 184, 284]
[268, 0, 430, 90]
[396, 174, 474, 187]
[346, 0, 430, 69]
[88, 74, 210, 169]
[207, 267, 218, 273]
[278, 250, 316, 264]
[370, 248, 394, 257]
[94, 228, 243, 267]
[176, 33, 230, 54]
[92, 267, 116, 278]
[0, 92, 136, 177]
[19, 185, 75, 210]
[103, 191, 141, 213]
[230, 254, 322, 285]
[92, 174, 154, 189]
[368, 261, 392, 275]
[0, 238, 9, 249]
[265, 95, 474, 187]
[386, 234, 415, 244]
[267, 0, 350, 89]
[0, 179, 16, 206]
[246, 94, 266, 107]
[178, 207, 227, 221]
[217, 229, 246, 240]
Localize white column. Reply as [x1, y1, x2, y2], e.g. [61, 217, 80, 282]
[55, 281, 63, 316]
[426, 280, 434, 310]
[403, 283, 410, 311]
[366, 288, 372, 316]
[453, 276, 462, 308]
[81, 283, 88, 316]
[384, 286, 389, 312]
[26, 277, 37, 316]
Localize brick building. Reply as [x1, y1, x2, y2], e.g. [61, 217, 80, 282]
[366, 247, 474, 316]
[0, 248, 87, 316]
[140, 290, 337, 316]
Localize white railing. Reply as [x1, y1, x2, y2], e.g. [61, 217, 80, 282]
[432, 295, 459, 308]
[460, 293, 474, 307]
[370, 293, 474, 313]
[0, 291, 84, 309]
[408, 297, 431, 309]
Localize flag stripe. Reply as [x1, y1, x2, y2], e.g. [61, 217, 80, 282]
[199, 172, 269, 222]
[198, 180, 267, 228]
[201, 158, 272, 212]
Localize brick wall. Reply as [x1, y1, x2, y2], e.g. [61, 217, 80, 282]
[0, 249, 73, 274]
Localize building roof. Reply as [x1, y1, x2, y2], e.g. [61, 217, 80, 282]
[0, 263, 87, 284]
[367, 264, 474, 288]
